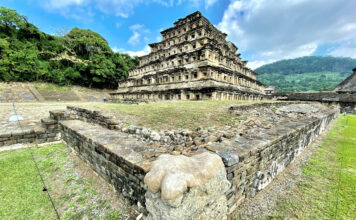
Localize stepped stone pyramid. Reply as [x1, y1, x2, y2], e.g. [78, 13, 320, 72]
[110, 11, 265, 102]
[333, 68, 356, 93]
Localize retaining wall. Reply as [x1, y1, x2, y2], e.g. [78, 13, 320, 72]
[59, 121, 147, 211]
[0, 82, 38, 102]
[54, 105, 339, 218]
[269, 92, 356, 114]
[222, 108, 339, 215]
[0, 118, 61, 147]
[0, 104, 340, 218]
[48, 110, 150, 212]
[0, 82, 112, 103]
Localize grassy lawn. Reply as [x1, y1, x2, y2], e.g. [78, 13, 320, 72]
[0, 144, 126, 220]
[89, 100, 271, 130]
[1, 100, 275, 131]
[270, 114, 356, 219]
[34, 83, 72, 91]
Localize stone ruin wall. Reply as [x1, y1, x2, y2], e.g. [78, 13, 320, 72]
[59, 121, 147, 211]
[37, 103, 339, 219]
[0, 118, 60, 147]
[0, 103, 340, 218]
[268, 92, 356, 114]
[110, 12, 265, 103]
[223, 108, 339, 215]
[265, 68, 356, 115]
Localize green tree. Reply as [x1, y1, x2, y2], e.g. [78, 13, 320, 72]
[0, 6, 139, 88]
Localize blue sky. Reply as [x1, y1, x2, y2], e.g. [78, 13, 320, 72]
[2, 0, 356, 69]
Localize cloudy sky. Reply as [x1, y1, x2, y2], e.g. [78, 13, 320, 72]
[2, 0, 356, 69]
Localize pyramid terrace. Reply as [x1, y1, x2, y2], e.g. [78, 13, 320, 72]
[110, 11, 265, 102]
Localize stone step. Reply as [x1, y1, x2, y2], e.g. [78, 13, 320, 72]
[37, 90, 81, 101]
[0, 84, 37, 102]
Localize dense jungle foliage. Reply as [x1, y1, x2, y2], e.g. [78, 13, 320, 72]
[256, 56, 356, 92]
[0, 7, 138, 89]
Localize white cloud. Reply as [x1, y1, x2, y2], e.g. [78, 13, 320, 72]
[41, 0, 94, 22]
[329, 39, 356, 58]
[204, 0, 218, 9]
[330, 47, 356, 58]
[42, 0, 219, 20]
[123, 45, 151, 57]
[247, 60, 275, 70]
[128, 24, 150, 45]
[130, 24, 144, 31]
[218, 0, 356, 68]
[128, 32, 141, 45]
[94, 0, 144, 18]
[112, 47, 123, 53]
[176, 0, 217, 8]
[44, 0, 85, 9]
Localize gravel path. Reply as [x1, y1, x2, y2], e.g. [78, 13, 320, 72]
[235, 117, 338, 219]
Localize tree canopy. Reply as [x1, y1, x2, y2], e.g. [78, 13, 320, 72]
[0, 6, 139, 89]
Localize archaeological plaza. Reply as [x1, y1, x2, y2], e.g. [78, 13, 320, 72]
[0, 10, 355, 220]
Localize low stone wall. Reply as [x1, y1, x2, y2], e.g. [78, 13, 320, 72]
[0, 103, 339, 218]
[270, 91, 355, 102]
[55, 104, 339, 218]
[108, 99, 144, 104]
[59, 121, 148, 211]
[65, 106, 192, 147]
[268, 92, 356, 114]
[228, 101, 300, 112]
[0, 118, 61, 147]
[221, 108, 339, 215]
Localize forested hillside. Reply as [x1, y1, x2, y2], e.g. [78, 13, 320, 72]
[256, 56, 356, 92]
[0, 7, 138, 89]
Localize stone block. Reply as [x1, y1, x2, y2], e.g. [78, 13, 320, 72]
[4, 140, 16, 145]
[216, 151, 239, 167]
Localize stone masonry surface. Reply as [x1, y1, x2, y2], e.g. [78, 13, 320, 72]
[110, 11, 265, 103]
[0, 82, 113, 103]
[0, 102, 340, 218]
[59, 119, 153, 211]
[0, 119, 60, 147]
[222, 107, 339, 216]
[144, 152, 225, 201]
[145, 153, 230, 220]
[50, 102, 339, 218]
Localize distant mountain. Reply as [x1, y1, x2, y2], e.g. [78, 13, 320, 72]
[255, 56, 356, 92]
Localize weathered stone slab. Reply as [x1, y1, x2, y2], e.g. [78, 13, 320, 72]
[145, 152, 230, 220]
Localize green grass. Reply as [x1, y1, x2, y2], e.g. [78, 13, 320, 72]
[0, 144, 124, 220]
[34, 83, 72, 91]
[270, 114, 356, 219]
[89, 100, 270, 130]
[0, 145, 60, 219]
